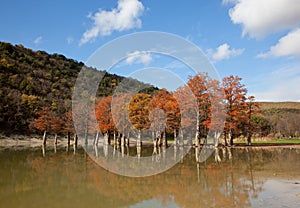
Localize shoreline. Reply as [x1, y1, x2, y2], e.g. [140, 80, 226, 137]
[1, 135, 300, 149]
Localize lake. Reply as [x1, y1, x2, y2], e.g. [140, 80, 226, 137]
[0, 144, 299, 208]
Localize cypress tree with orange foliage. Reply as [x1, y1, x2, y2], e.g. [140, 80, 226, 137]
[222, 75, 247, 146]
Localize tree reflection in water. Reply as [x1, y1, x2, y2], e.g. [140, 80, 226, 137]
[0, 145, 299, 208]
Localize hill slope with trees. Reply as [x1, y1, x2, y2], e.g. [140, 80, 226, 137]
[0, 42, 158, 135]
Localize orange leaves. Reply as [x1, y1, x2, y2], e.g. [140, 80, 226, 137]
[95, 96, 114, 133]
[128, 93, 151, 130]
[222, 75, 248, 132]
[33, 107, 51, 132]
[33, 106, 63, 134]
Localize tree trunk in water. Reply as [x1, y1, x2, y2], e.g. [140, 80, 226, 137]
[195, 111, 200, 147]
[121, 134, 125, 147]
[157, 132, 162, 147]
[247, 133, 252, 146]
[126, 132, 130, 146]
[152, 131, 155, 145]
[224, 133, 228, 146]
[42, 131, 47, 145]
[74, 134, 78, 148]
[104, 133, 109, 145]
[137, 129, 142, 147]
[113, 130, 116, 146]
[94, 131, 99, 146]
[179, 129, 184, 146]
[230, 134, 234, 146]
[162, 130, 167, 148]
[108, 134, 111, 145]
[137, 145, 141, 159]
[42, 144, 46, 157]
[67, 131, 70, 146]
[54, 133, 58, 145]
[174, 129, 177, 146]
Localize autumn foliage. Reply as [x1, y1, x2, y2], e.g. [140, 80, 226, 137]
[33, 72, 262, 146]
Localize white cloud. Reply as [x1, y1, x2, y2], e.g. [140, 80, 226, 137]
[207, 43, 244, 62]
[258, 28, 300, 58]
[80, 0, 144, 45]
[33, 36, 42, 45]
[228, 0, 300, 38]
[126, 51, 152, 65]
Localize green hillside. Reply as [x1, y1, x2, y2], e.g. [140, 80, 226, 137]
[0, 42, 158, 134]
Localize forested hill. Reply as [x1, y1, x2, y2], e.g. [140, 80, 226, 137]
[257, 102, 300, 138]
[0, 41, 158, 134]
[259, 102, 300, 110]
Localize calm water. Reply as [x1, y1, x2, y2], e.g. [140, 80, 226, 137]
[0, 145, 299, 208]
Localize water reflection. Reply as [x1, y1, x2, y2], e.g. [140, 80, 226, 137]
[0, 146, 299, 208]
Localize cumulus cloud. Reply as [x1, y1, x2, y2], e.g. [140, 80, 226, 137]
[228, 0, 300, 38]
[33, 36, 42, 45]
[126, 51, 152, 65]
[80, 0, 144, 45]
[207, 43, 244, 62]
[258, 28, 300, 58]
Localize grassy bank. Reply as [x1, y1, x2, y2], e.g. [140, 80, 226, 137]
[235, 138, 300, 145]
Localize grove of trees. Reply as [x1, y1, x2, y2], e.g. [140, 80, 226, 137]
[1, 41, 299, 146]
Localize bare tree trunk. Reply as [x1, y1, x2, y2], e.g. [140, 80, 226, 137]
[67, 131, 71, 146]
[42, 131, 47, 145]
[162, 130, 167, 148]
[179, 128, 184, 146]
[195, 111, 200, 147]
[174, 145, 177, 161]
[74, 134, 78, 148]
[137, 129, 142, 147]
[94, 131, 100, 146]
[174, 129, 177, 146]
[230, 134, 234, 146]
[247, 133, 252, 146]
[113, 130, 116, 145]
[126, 135, 130, 146]
[195, 146, 200, 163]
[121, 134, 125, 147]
[104, 132, 109, 145]
[224, 133, 228, 146]
[152, 130, 156, 145]
[137, 145, 141, 159]
[121, 145, 125, 158]
[42, 144, 46, 157]
[54, 133, 58, 145]
[157, 132, 162, 147]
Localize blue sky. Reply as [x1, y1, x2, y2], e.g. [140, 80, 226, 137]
[1, 0, 299, 101]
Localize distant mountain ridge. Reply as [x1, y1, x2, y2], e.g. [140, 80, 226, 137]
[259, 102, 300, 110]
